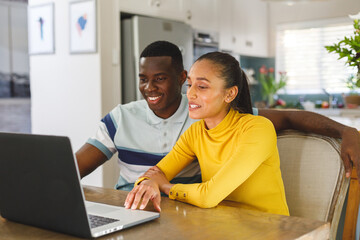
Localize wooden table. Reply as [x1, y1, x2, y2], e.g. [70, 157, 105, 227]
[0, 185, 330, 240]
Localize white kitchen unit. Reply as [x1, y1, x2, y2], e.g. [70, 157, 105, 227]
[217, 0, 234, 51]
[119, 0, 219, 33]
[118, 0, 185, 22]
[118, 0, 268, 57]
[217, 0, 269, 57]
[182, 0, 219, 32]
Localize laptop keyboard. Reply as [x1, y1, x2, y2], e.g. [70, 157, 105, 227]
[88, 214, 119, 228]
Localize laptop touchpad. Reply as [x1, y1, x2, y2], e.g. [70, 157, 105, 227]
[86, 201, 120, 215]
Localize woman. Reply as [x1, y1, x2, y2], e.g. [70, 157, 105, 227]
[124, 52, 289, 216]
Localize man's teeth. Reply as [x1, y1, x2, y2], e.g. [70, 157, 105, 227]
[190, 104, 200, 109]
[148, 96, 161, 101]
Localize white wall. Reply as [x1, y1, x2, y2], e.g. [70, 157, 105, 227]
[29, 0, 120, 187]
[268, 0, 360, 56]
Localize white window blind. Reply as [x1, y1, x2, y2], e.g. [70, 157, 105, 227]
[276, 18, 357, 94]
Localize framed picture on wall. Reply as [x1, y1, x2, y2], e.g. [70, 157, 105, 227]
[69, 0, 97, 54]
[28, 3, 55, 55]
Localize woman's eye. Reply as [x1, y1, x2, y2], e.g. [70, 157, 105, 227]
[198, 85, 207, 89]
[185, 83, 192, 87]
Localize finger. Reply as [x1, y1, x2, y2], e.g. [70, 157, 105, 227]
[353, 155, 360, 184]
[341, 152, 352, 178]
[139, 189, 153, 210]
[131, 186, 146, 210]
[124, 187, 139, 208]
[152, 194, 161, 212]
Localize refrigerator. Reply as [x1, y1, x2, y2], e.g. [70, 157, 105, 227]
[121, 15, 193, 104]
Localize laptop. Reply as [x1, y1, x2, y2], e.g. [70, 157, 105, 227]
[0, 132, 160, 238]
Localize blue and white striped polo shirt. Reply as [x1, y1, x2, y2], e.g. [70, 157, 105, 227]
[87, 94, 201, 190]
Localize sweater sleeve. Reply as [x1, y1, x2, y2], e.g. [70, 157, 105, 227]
[165, 117, 278, 208]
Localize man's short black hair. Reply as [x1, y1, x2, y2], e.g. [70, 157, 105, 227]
[140, 41, 184, 73]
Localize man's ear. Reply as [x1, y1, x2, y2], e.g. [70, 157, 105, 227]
[179, 70, 187, 86]
[225, 86, 238, 103]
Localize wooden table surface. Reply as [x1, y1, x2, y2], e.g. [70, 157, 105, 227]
[0, 185, 330, 240]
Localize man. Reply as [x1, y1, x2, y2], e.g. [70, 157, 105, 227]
[76, 41, 360, 190]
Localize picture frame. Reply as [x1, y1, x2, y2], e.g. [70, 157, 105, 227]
[69, 0, 97, 54]
[28, 3, 55, 55]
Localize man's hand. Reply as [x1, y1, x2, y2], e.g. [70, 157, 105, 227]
[341, 127, 360, 182]
[124, 179, 162, 212]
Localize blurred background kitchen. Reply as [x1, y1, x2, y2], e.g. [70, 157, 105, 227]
[1, 0, 360, 189]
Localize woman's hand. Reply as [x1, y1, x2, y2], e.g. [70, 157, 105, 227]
[143, 166, 173, 194]
[124, 179, 162, 212]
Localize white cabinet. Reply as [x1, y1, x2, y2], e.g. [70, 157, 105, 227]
[119, 0, 220, 33]
[117, 0, 269, 57]
[182, 0, 218, 32]
[118, 0, 184, 22]
[218, 0, 234, 51]
[218, 0, 268, 57]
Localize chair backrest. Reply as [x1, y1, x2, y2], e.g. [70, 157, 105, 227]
[277, 130, 349, 239]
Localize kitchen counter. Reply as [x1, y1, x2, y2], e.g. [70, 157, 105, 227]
[311, 108, 360, 117]
[310, 108, 360, 130]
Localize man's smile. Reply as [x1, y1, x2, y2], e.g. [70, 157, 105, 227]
[147, 95, 162, 104]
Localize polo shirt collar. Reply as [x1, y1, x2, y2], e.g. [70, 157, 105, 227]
[147, 94, 188, 125]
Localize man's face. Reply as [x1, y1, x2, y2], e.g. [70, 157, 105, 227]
[139, 56, 186, 119]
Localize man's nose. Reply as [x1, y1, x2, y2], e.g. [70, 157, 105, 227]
[145, 79, 157, 91]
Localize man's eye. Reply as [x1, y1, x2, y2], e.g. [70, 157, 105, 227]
[139, 78, 147, 82]
[156, 77, 166, 81]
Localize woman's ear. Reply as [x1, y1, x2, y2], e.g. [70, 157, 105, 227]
[225, 86, 238, 103]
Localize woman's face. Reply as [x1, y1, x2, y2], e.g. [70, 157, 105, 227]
[186, 59, 233, 129]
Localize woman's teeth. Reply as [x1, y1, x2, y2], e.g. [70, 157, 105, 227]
[190, 104, 200, 109]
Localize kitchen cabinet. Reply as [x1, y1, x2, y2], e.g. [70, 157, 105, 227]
[182, 0, 219, 32]
[118, 0, 184, 22]
[118, 0, 219, 32]
[218, 0, 234, 51]
[118, 0, 268, 57]
[218, 0, 268, 57]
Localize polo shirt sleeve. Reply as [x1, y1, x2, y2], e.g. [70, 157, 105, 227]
[165, 117, 278, 208]
[87, 112, 117, 160]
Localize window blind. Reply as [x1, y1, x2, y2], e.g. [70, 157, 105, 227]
[276, 18, 357, 94]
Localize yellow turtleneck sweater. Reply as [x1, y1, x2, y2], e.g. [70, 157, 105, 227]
[157, 108, 289, 215]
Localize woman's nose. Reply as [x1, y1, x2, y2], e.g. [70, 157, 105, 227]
[187, 85, 196, 99]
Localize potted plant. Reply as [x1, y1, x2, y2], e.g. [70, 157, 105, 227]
[258, 65, 287, 107]
[325, 14, 360, 106]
